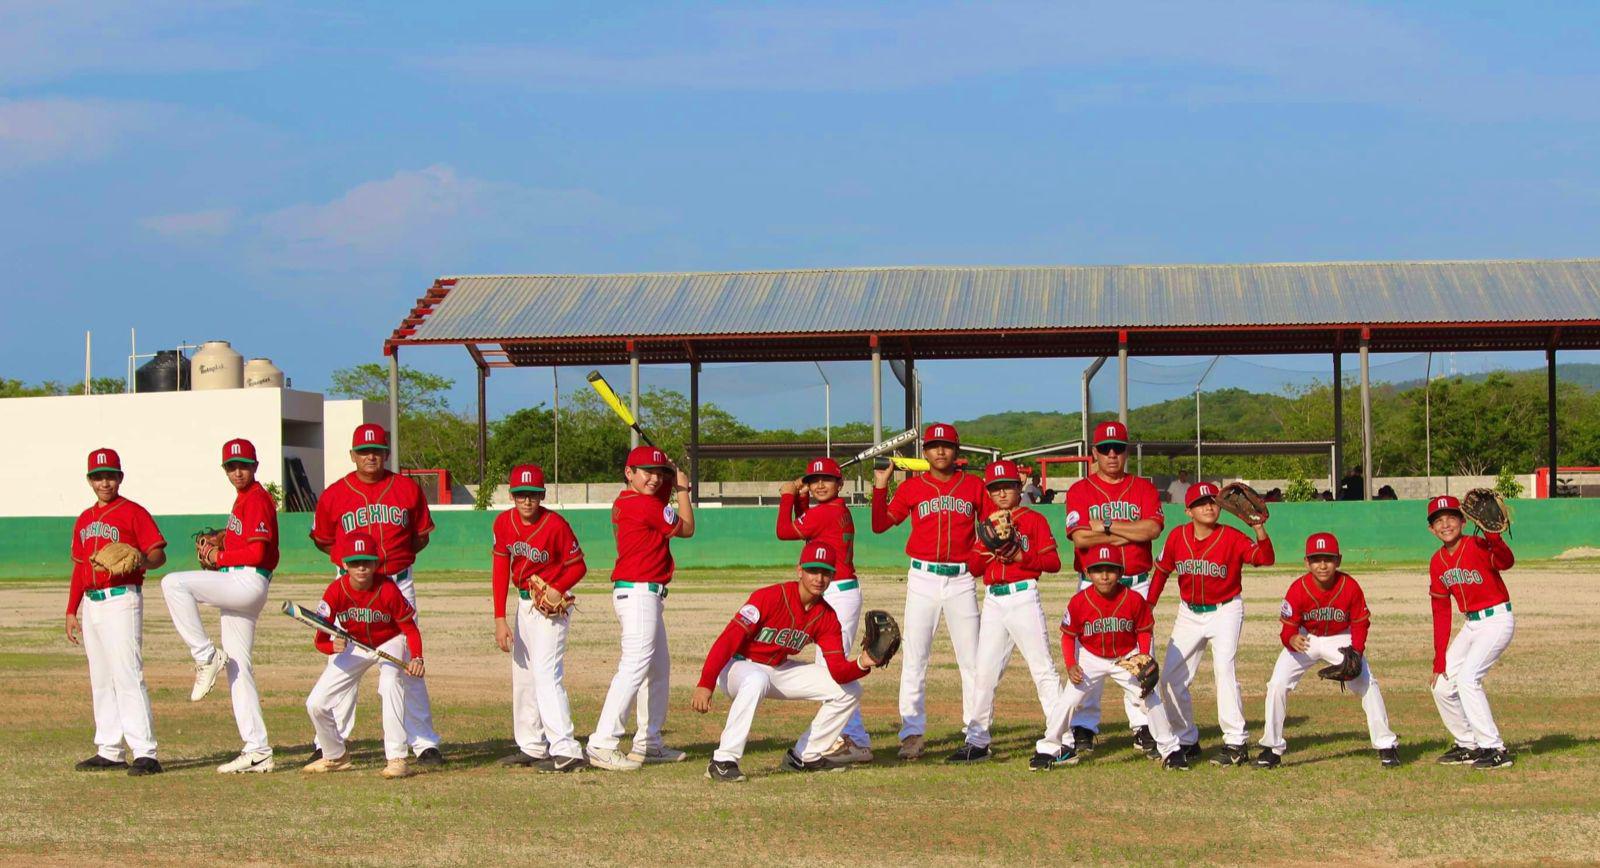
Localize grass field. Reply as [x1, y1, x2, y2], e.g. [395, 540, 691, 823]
[4, 561, 1599, 866]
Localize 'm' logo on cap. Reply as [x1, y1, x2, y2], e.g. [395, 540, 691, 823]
[230, 444, 241, 455]
[814, 546, 826, 559]
[812, 461, 823, 471]
[1316, 538, 1327, 549]
[365, 430, 377, 442]
[1437, 498, 1448, 508]
[96, 453, 106, 463]
[1100, 547, 1112, 558]
[522, 471, 533, 482]
[354, 539, 367, 552]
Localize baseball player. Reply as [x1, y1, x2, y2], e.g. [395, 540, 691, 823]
[1256, 532, 1398, 769]
[777, 456, 871, 763]
[309, 423, 442, 767]
[586, 445, 696, 771]
[1036, 545, 1186, 771]
[1426, 495, 1516, 770]
[871, 423, 994, 760]
[159, 438, 278, 773]
[960, 459, 1062, 764]
[690, 541, 881, 782]
[1063, 420, 1164, 755]
[302, 532, 427, 780]
[66, 448, 168, 776]
[1147, 481, 1274, 766]
[492, 464, 588, 773]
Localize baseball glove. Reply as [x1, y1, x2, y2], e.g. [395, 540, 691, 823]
[1461, 487, 1511, 534]
[192, 527, 225, 569]
[860, 609, 902, 667]
[89, 542, 142, 577]
[1117, 652, 1160, 697]
[526, 574, 576, 618]
[976, 509, 1020, 558]
[1218, 481, 1269, 525]
[1317, 646, 1363, 682]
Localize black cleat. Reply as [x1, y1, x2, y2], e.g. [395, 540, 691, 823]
[1253, 748, 1281, 769]
[1163, 750, 1191, 771]
[1028, 751, 1056, 771]
[1378, 747, 1401, 768]
[415, 747, 445, 768]
[1211, 744, 1249, 767]
[75, 754, 128, 771]
[783, 748, 849, 773]
[1436, 745, 1477, 765]
[307, 747, 323, 764]
[945, 743, 992, 764]
[1181, 742, 1202, 761]
[1070, 726, 1097, 754]
[1471, 749, 1512, 770]
[1132, 726, 1159, 758]
[539, 755, 590, 774]
[127, 757, 163, 776]
[500, 751, 541, 767]
[705, 759, 746, 782]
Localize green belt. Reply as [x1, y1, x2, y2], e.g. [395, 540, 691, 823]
[517, 588, 534, 600]
[614, 581, 668, 598]
[1078, 572, 1149, 588]
[911, 559, 964, 576]
[988, 579, 1036, 597]
[1185, 595, 1239, 614]
[1465, 602, 1511, 621]
[222, 566, 272, 581]
[84, 585, 140, 602]
[828, 579, 860, 593]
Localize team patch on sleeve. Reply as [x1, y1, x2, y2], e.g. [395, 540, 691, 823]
[1279, 600, 1294, 619]
[317, 600, 332, 619]
[736, 604, 761, 626]
[1065, 510, 1081, 528]
[664, 504, 679, 525]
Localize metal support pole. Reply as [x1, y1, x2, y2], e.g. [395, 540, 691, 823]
[1117, 331, 1129, 425]
[903, 356, 916, 435]
[871, 338, 883, 444]
[1332, 345, 1343, 484]
[1359, 329, 1372, 501]
[387, 350, 401, 472]
[1081, 356, 1107, 445]
[1548, 345, 1558, 496]
[813, 362, 831, 457]
[629, 343, 641, 449]
[476, 364, 488, 484]
[690, 361, 701, 504]
[552, 367, 560, 503]
[1424, 352, 1433, 492]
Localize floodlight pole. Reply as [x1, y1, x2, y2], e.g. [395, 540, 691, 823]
[814, 361, 832, 456]
[629, 342, 641, 449]
[1359, 328, 1372, 501]
[1195, 356, 1220, 478]
[870, 337, 883, 444]
[1082, 356, 1107, 446]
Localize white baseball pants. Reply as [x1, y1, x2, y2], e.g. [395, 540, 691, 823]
[161, 567, 271, 755]
[326, 568, 441, 755]
[970, 585, 1061, 750]
[510, 597, 581, 760]
[1158, 597, 1248, 747]
[1069, 575, 1151, 734]
[1433, 611, 1514, 751]
[794, 584, 869, 755]
[713, 658, 862, 763]
[1260, 632, 1397, 753]
[81, 589, 157, 762]
[588, 586, 671, 753]
[899, 563, 982, 742]
[1041, 647, 1178, 757]
[306, 634, 414, 761]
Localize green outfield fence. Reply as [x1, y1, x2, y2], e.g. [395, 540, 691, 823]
[7, 500, 1599, 581]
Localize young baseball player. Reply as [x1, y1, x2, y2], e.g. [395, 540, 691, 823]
[691, 541, 881, 782]
[960, 459, 1062, 764]
[1147, 481, 1274, 766]
[871, 423, 994, 760]
[1255, 532, 1398, 769]
[492, 464, 588, 773]
[309, 423, 442, 767]
[1036, 545, 1186, 771]
[160, 437, 278, 773]
[1063, 420, 1164, 755]
[777, 456, 871, 763]
[586, 445, 696, 771]
[1426, 495, 1516, 769]
[303, 532, 427, 779]
[66, 448, 168, 776]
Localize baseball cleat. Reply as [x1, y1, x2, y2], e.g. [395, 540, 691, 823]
[218, 751, 274, 774]
[1162, 751, 1191, 771]
[499, 751, 543, 767]
[897, 734, 926, 760]
[127, 757, 164, 776]
[585, 746, 643, 771]
[1252, 748, 1281, 769]
[301, 754, 353, 774]
[944, 743, 992, 764]
[628, 745, 688, 764]
[782, 749, 850, 773]
[1070, 727, 1097, 754]
[1378, 747, 1401, 769]
[1211, 744, 1249, 767]
[380, 758, 412, 779]
[190, 648, 229, 702]
[1181, 742, 1202, 761]
[75, 754, 128, 771]
[539, 755, 590, 774]
[1028, 748, 1077, 771]
[1436, 745, 1478, 765]
[414, 747, 445, 768]
[1132, 726, 1159, 758]
[1471, 749, 1513, 770]
[307, 747, 323, 764]
[823, 736, 874, 764]
[706, 759, 746, 783]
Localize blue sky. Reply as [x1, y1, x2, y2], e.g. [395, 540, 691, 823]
[4, 1, 1598, 428]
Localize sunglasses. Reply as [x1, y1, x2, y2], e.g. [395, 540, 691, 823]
[1094, 444, 1127, 456]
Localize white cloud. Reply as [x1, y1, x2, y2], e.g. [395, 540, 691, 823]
[137, 207, 238, 239]
[0, 0, 264, 86]
[0, 97, 167, 169]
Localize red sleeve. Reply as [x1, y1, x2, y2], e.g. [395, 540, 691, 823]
[399, 617, 423, 658]
[412, 488, 436, 538]
[551, 557, 587, 595]
[1140, 484, 1165, 528]
[776, 492, 803, 540]
[311, 489, 338, 545]
[131, 506, 166, 552]
[815, 615, 869, 684]
[547, 521, 587, 594]
[1247, 534, 1275, 567]
[1483, 533, 1514, 570]
[1350, 618, 1369, 655]
[871, 486, 896, 533]
[1025, 547, 1062, 574]
[389, 586, 422, 657]
[67, 560, 88, 615]
[314, 633, 334, 655]
[1431, 594, 1452, 673]
[1279, 621, 1299, 651]
[315, 585, 339, 653]
[966, 548, 992, 579]
[698, 621, 749, 690]
[1137, 631, 1152, 655]
[1063, 485, 1090, 534]
[1060, 631, 1078, 666]
[492, 551, 511, 619]
[214, 540, 266, 568]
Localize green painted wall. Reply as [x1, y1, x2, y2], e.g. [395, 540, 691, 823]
[6, 500, 1596, 580]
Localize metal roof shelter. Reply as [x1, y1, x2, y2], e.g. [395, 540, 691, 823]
[382, 259, 1600, 498]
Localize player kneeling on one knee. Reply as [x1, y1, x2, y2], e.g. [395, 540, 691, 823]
[1255, 533, 1398, 770]
[303, 532, 427, 780]
[1036, 545, 1187, 771]
[691, 542, 895, 783]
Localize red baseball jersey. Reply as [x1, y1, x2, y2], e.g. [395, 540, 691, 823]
[311, 471, 435, 574]
[314, 575, 422, 658]
[491, 507, 586, 618]
[872, 471, 994, 563]
[1061, 584, 1155, 660]
[965, 506, 1062, 585]
[1064, 473, 1164, 574]
[68, 496, 167, 614]
[611, 488, 679, 583]
[1148, 523, 1274, 607]
[1281, 573, 1369, 636]
[776, 493, 856, 580]
[697, 581, 868, 689]
[215, 481, 280, 573]
[1429, 533, 1513, 613]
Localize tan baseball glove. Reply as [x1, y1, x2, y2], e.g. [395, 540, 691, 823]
[976, 509, 1020, 559]
[89, 542, 143, 577]
[1461, 488, 1511, 533]
[193, 527, 225, 569]
[1117, 652, 1160, 697]
[1218, 482, 1269, 525]
[527, 574, 576, 618]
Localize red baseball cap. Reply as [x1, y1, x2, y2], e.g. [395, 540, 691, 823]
[222, 438, 258, 466]
[508, 464, 546, 493]
[1305, 532, 1341, 558]
[352, 423, 390, 451]
[798, 540, 839, 574]
[985, 460, 1022, 488]
[338, 531, 380, 563]
[626, 445, 672, 470]
[1092, 421, 1129, 447]
[923, 423, 959, 447]
[1426, 494, 1463, 523]
[1185, 482, 1219, 507]
[802, 457, 843, 481]
[86, 447, 122, 475]
[1084, 544, 1124, 571]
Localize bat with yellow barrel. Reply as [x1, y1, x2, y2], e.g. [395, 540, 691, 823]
[586, 370, 660, 449]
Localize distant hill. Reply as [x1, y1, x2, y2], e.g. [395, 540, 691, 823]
[1393, 362, 1600, 393]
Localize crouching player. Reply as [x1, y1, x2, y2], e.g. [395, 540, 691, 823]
[1255, 533, 1399, 769]
[690, 542, 886, 782]
[1036, 545, 1187, 771]
[303, 532, 426, 780]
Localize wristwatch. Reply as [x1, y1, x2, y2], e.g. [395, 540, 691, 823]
[1102, 519, 1113, 534]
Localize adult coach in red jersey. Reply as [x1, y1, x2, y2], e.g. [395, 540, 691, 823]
[1062, 420, 1164, 754]
[309, 423, 442, 767]
[872, 423, 993, 761]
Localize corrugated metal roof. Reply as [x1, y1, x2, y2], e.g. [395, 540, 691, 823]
[405, 260, 1600, 344]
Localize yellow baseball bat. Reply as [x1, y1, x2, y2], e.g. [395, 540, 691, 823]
[874, 456, 931, 471]
[586, 371, 658, 449]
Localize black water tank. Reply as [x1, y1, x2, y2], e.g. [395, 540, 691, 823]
[135, 349, 191, 393]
